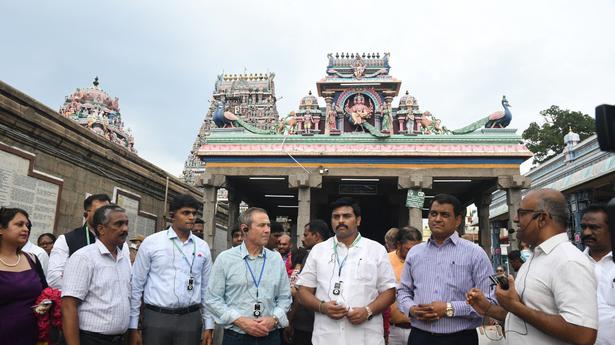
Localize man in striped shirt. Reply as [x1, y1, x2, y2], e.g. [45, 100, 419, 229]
[397, 194, 493, 345]
[62, 204, 132, 345]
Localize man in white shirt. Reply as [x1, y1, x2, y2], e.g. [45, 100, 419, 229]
[129, 194, 214, 345]
[62, 204, 132, 345]
[48, 194, 129, 289]
[22, 240, 49, 275]
[581, 204, 615, 345]
[467, 188, 598, 345]
[297, 197, 396, 345]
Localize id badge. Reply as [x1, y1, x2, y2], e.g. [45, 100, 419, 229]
[332, 281, 343, 296]
[187, 277, 194, 291]
[253, 302, 262, 318]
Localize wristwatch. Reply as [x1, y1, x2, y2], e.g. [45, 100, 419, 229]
[272, 315, 279, 327]
[445, 303, 454, 317]
[365, 306, 374, 320]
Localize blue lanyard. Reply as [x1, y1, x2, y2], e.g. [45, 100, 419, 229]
[334, 234, 362, 276]
[169, 231, 196, 275]
[244, 252, 267, 299]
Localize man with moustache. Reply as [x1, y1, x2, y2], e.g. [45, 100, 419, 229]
[466, 189, 598, 345]
[192, 218, 205, 239]
[62, 205, 132, 345]
[230, 226, 244, 247]
[581, 204, 615, 345]
[129, 194, 214, 345]
[49, 193, 130, 289]
[297, 197, 396, 345]
[205, 207, 291, 345]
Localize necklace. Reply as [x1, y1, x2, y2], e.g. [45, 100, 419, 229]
[0, 253, 21, 267]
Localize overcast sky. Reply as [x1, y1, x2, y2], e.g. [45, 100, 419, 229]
[1, 0, 614, 177]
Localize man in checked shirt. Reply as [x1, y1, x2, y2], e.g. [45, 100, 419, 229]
[397, 193, 494, 345]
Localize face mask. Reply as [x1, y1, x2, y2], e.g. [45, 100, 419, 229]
[520, 248, 532, 262]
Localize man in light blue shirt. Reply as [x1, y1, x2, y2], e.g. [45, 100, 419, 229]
[129, 194, 214, 345]
[205, 207, 291, 345]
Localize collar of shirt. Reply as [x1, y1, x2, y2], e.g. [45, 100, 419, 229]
[582, 247, 614, 264]
[535, 232, 568, 256]
[94, 239, 124, 261]
[239, 242, 266, 259]
[332, 233, 363, 249]
[167, 226, 195, 244]
[427, 231, 460, 247]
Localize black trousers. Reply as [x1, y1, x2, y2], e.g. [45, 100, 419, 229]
[79, 331, 125, 345]
[408, 327, 478, 345]
[142, 308, 202, 345]
[292, 330, 313, 345]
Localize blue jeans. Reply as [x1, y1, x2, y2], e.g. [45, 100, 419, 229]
[222, 329, 281, 345]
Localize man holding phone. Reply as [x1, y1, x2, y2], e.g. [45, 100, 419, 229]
[467, 188, 598, 345]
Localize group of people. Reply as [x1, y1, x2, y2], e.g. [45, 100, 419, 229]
[0, 188, 613, 345]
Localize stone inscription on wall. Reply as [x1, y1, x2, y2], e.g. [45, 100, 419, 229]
[115, 189, 157, 238]
[0, 146, 62, 240]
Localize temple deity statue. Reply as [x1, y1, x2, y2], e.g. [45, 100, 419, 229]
[345, 93, 373, 125]
[327, 106, 337, 130]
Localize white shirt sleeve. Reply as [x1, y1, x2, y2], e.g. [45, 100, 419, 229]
[296, 246, 319, 289]
[553, 260, 598, 329]
[47, 235, 69, 289]
[375, 245, 397, 293]
[35, 249, 49, 276]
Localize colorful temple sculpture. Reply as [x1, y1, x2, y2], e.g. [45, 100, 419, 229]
[182, 73, 279, 184]
[59, 77, 136, 153]
[183, 53, 532, 252]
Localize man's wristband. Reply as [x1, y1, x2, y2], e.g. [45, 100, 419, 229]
[318, 300, 325, 314]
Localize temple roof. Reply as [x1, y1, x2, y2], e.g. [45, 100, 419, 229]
[59, 77, 136, 153]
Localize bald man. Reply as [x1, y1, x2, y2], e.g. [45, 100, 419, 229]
[277, 234, 293, 277]
[467, 188, 598, 345]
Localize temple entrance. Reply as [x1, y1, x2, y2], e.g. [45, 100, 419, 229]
[311, 177, 407, 244]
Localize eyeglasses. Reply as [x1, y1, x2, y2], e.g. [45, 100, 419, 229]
[516, 208, 545, 218]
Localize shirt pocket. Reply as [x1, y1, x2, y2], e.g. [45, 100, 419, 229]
[356, 258, 377, 283]
[448, 263, 472, 295]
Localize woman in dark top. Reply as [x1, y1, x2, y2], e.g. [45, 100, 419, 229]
[0, 207, 45, 345]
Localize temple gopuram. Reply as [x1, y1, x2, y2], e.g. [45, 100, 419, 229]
[184, 53, 533, 253]
[59, 77, 136, 153]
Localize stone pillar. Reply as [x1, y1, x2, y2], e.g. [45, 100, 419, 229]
[289, 174, 322, 244]
[297, 187, 311, 242]
[398, 175, 433, 233]
[197, 174, 226, 250]
[477, 193, 492, 257]
[227, 189, 240, 244]
[498, 175, 531, 250]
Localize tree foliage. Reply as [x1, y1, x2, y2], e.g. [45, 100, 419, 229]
[522, 105, 595, 163]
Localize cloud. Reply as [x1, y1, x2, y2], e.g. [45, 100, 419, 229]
[1, 0, 614, 176]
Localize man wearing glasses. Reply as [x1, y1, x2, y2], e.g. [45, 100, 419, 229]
[397, 193, 493, 345]
[467, 188, 598, 345]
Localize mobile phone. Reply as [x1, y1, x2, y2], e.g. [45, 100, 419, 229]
[489, 274, 509, 290]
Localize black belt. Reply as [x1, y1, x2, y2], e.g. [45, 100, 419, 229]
[80, 330, 125, 343]
[411, 326, 476, 337]
[145, 304, 200, 315]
